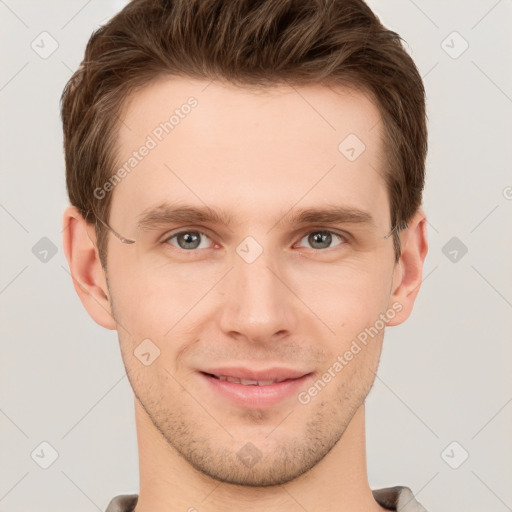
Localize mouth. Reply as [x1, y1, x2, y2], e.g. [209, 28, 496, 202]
[198, 367, 314, 408]
[202, 373, 290, 386]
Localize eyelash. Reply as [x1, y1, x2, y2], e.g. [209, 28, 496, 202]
[161, 228, 350, 254]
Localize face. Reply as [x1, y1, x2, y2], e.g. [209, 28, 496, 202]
[101, 77, 401, 486]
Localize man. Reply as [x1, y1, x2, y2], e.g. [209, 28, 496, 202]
[61, 0, 429, 510]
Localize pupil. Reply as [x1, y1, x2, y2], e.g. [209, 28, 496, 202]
[179, 232, 200, 249]
[310, 231, 331, 249]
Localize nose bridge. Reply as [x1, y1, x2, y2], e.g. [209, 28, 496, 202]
[218, 237, 295, 341]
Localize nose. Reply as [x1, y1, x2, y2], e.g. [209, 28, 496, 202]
[217, 245, 297, 345]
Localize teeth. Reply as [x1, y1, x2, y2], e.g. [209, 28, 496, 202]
[240, 379, 259, 385]
[212, 374, 279, 386]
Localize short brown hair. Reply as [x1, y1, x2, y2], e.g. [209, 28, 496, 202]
[61, 0, 427, 268]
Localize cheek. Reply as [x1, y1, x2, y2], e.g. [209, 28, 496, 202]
[108, 261, 224, 373]
[107, 280, 168, 358]
[290, 259, 393, 327]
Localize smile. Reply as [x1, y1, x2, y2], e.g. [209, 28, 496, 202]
[199, 368, 314, 408]
[206, 373, 287, 386]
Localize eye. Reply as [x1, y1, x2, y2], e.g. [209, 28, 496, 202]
[161, 228, 349, 253]
[296, 230, 348, 250]
[164, 230, 214, 251]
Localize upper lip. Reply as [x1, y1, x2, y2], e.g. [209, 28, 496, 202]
[200, 367, 311, 383]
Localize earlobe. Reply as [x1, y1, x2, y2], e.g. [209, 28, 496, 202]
[386, 209, 428, 327]
[62, 206, 117, 330]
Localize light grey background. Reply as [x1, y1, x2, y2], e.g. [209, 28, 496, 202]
[1, 1, 511, 511]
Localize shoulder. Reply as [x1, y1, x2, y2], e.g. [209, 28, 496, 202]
[372, 486, 429, 511]
[104, 494, 138, 512]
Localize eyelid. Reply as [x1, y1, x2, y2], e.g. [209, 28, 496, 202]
[161, 227, 217, 248]
[295, 227, 351, 243]
[294, 229, 350, 251]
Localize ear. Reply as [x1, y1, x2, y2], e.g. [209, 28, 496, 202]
[62, 205, 116, 330]
[386, 208, 428, 326]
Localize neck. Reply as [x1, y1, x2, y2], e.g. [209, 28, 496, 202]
[133, 400, 385, 512]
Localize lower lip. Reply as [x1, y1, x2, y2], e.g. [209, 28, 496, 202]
[199, 372, 314, 408]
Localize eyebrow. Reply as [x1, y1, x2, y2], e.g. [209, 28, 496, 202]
[136, 202, 375, 231]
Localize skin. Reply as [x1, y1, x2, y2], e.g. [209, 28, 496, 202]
[62, 77, 428, 512]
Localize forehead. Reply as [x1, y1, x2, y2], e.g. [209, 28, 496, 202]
[119, 77, 383, 146]
[111, 76, 390, 231]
